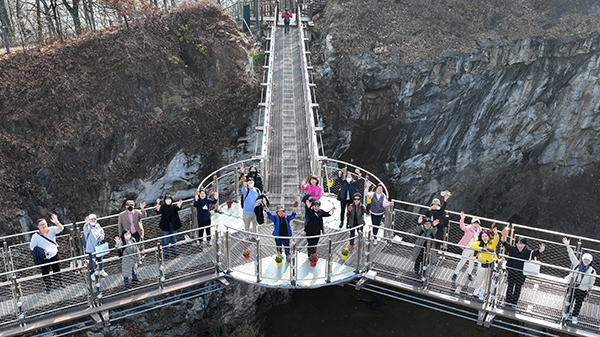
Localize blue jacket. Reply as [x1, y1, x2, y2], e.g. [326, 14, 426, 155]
[241, 187, 260, 215]
[31, 246, 46, 265]
[267, 211, 295, 237]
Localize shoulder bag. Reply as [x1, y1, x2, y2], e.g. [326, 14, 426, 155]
[523, 250, 540, 276]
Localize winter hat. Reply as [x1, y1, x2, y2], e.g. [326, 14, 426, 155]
[88, 213, 97, 220]
[582, 253, 593, 262]
[431, 198, 441, 206]
[276, 205, 285, 212]
[423, 217, 432, 224]
[471, 216, 480, 224]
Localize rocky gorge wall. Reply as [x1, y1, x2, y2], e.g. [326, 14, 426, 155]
[314, 8, 600, 238]
[0, 3, 260, 236]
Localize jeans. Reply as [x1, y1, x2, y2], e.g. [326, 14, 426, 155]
[275, 238, 290, 256]
[88, 252, 104, 273]
[161, 227, 177, 254]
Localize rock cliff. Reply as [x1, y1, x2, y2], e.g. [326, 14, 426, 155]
[313, 0, 600, 237]
[0, 3, 259, 234]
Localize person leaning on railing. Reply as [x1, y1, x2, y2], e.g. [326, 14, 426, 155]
[336, 168, 362, 229]
[193, 190, 218, 248]
[451, 212, 481, 282]
[117, 200, 146, 242]
[346, 193, 366, 251]
[301, 175, 322, 224]
[265, 203, 297, 263]
[364, 181, 393, 245]
[422, 191, 451, 250]
[156, 194, 183, 256]
[500, 232, 545, 307]
[240, 165, 264, 193]
[83, 213, 108, 280]
[562, 238, 596, 325]
[304, 200, 335, 258]
[29, 214, 64, 293]
[411, 216, 439, 277]
[470, 226, 499, 301]
[114, 230, 141, 288]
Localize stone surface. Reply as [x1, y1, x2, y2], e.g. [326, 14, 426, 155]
[316, 31, 600, 238]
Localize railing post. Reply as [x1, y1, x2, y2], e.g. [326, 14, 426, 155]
[489, 262, 501, 309]
[85, 259, 96, 307]
[483, 261, 495, 306]
[11, 272, 24, 326]
[213, 175, 219, 195]
[158, 243, 165, 289]
[290, 242, 297, 286]
[355, 229, 363, 273]
[422, 239, 431, 288]
[255, 238, 261, 283]
[326, 238, 332, 283]
[215, 231, 221, 272]
[69, 230, 76, 269]
[234, 167, 240, 202]
[2, 241, 8, 275]
[384, 204, 394, 241]
[225, 231, 231, 273]
[364, 231, 371, 273]
[191, 206, 199, 240]
[93, 253, 102, 305]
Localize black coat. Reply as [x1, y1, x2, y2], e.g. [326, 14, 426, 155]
[502, 240, 542, 271]
[422, 201, 449, 228]
[305, 209, 332, 236]
[157, 204, 182, 231]
[336, 176, 360, 201]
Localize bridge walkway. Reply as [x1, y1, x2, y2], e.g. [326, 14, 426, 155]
[0, 7, 598, 337]
[265, 24, 311, 207]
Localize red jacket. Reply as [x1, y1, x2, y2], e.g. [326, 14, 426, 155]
[282, 11, 292, 19]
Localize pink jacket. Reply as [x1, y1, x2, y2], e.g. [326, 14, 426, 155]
[301, 184, 322, 201]
[457, 218, 481, 249]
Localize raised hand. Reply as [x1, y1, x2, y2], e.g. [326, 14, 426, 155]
[301, 179, 307, 186]
[433, 219, 440, 226]
[460, 211, 465, 219]
[114, 236, 121, 244]
[418, 215, 423, 224]
[177, 199, 183, 208]
[140, 201, 146, 210]
[213, 192, 219, 200]
[562, 237, 570, 245]
[539, 243, 546, 253]
[50, 214, 59, 224]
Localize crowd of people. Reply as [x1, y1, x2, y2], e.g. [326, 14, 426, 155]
[28, 165, 596, 324]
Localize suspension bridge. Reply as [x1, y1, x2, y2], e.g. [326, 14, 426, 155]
[0, 4, 598, 337]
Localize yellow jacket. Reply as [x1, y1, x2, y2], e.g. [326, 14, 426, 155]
[470, 235, 499, 263]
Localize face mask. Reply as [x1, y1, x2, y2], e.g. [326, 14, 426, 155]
[346, 178, 352, 183]
[124, 234, 131, 240]
[248, 182, 254, 188]
[90, 221, 96, 226]
[250, 170, 256, 173]
[165, 199, 172, 205]
[433, 205, 440, 210]
[127, 206, 133, 212]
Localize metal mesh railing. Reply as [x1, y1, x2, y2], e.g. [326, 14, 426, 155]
[222, 224, 365, 287]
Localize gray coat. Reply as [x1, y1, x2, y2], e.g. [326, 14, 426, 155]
[117, 238, 140, 278]
[410, 224, 438, 265]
